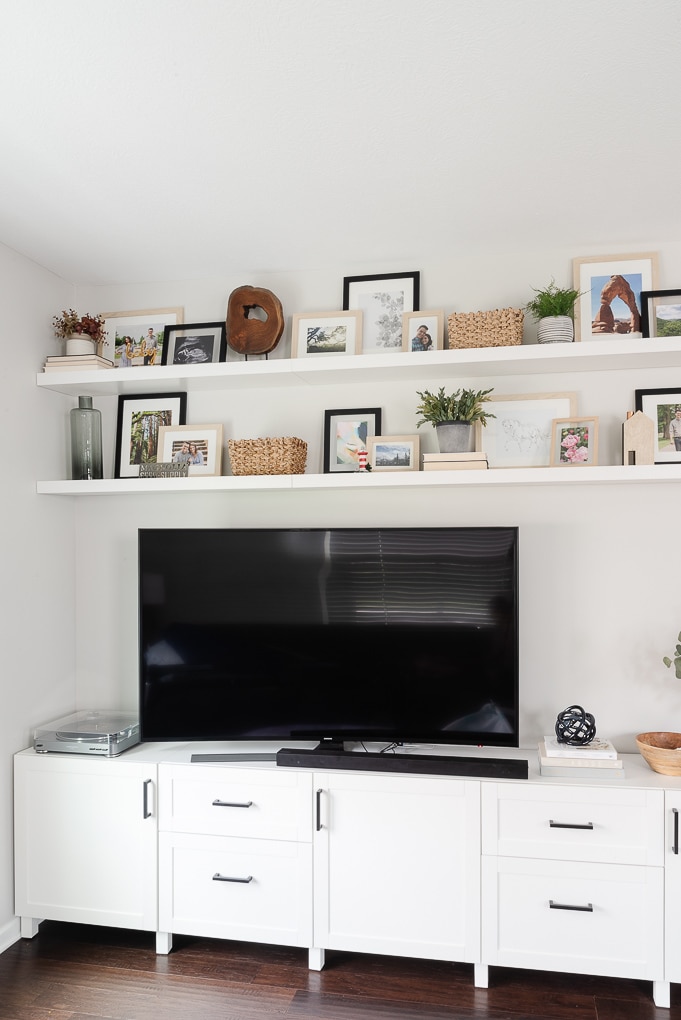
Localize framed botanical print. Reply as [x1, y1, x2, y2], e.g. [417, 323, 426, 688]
[342, 272, 419, 353]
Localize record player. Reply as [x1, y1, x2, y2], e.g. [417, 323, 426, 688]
[34, 710, 140, 756]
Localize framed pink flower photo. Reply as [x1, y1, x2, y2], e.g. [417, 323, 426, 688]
[550, 416, 599, 467]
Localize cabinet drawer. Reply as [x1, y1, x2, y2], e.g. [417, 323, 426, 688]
[481, 782, 663, 865]
[158, 764, 312, 841]
[159, 832, 312, 947]
[482, 856, 663, 980]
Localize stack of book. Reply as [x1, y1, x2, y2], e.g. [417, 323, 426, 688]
[538, 735, 624, 779]
[423, 451, 489, 471]
[44, 354, 114, 372]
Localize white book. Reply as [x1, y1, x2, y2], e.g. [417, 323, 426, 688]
[423, 451, 488, 461]
[540, 763, 625, 780]
[538, 739, 622, 768]
[542, 735, 617, 759]
[423, 461, 488, 471]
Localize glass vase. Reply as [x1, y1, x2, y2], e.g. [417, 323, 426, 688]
[70, 395, 103, 480]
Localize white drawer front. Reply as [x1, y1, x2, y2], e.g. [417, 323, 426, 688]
[482, 856, 663, 981]
[481, 783, 664, 865]
[159, 832, 312, 946]
[158, 764, 312, 841]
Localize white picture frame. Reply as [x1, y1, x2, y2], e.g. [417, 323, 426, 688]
[572, 253, 658, 341]
[401, 310, 444, 352]
[157, 423, 224, 477]
[367, 435, 420, 472]
[103, 307, 184, 367]
[479, 392, 578, 468]
[291, 311, 362, 358]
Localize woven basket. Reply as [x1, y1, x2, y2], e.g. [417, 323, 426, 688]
[228, 437, 307, 476]
[636, 731, 681, 775]
[447, 307, 524, 349]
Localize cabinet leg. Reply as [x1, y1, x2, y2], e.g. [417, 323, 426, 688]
[156, 931, 173, 955]
[308, 947, 325, 971]
[20, 917, 40, 939]
[474, 963, 489, 989]
[653, 980, 670, 1009]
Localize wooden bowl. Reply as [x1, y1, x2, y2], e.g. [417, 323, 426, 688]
[636, 732, 681, 775]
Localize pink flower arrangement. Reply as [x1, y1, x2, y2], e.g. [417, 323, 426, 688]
[560, 427, 590, 463]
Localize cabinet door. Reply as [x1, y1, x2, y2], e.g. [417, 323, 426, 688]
[665, 791, 681, 982]
[14, 753, 158, 932]
[313, 771, 480, 963]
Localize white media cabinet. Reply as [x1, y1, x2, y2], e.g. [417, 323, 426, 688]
[13, 742, 681, 1007]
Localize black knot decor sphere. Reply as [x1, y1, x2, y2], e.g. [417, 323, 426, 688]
[555, 705, 597, 745]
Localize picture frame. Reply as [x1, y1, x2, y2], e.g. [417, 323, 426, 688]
[635, 387, 681, 463]
[291, 310, 362, 359]
[479, 392, 578, 468]
[550, 417, 599, 467]
[157, 423, 224, 476]
[103, 307, 184, 368]
[342, 271, 420, 354]
[367, 435, 420, 472]
[323, 407, 382, 473]
[639, 290, 681, 340]
[161, 322, 226, 366]
[572, 253, 658, 341]
[401, 310, 444, 352]
[114, 392, 187, 478]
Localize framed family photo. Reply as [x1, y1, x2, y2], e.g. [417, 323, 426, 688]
[291, 310, 362, 358]
[635, 387, 681, 463]
[161, 322, 226, 365]
[550, 417, 599, 467]
[114, 392, 187, 478]
[480, 392, 578, 468]
[367, 435, 420, 472]
[323, 407, 382, 473]
[157, 423, 224, 476]
[103, 307, 184, 367]
[342, 271, 419, 354]
[572, 253, 658, 341]
[639, 290, 681, 340]
[401, 310, 444, 352]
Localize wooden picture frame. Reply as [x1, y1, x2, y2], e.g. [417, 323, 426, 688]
[161, 322, 226, 366]
[291, 310, 362, 358]
[550, 417, 599, 466]
[367, 435, 420, 472]
[114, 392, 187, 478]
[342, 272, 419, 354]
[635, 387, 681, 464]
[639, 290, 681, 340]
[479, 393, 578, 468]
[323, 407, 382, 473]
[401, 310, 444, 352]
[572, 253, 658, 341]
[103, 307, 184, 367]
[157, 423, 224, 476]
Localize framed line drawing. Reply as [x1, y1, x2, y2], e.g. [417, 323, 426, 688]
[572, 253, 658, 341]
[342, 271, 419, 353]
[479, 392, 578, 468]
[323, 407, 382, 473]
[161, 322, 226, 365]
[635, 387, 681, 463]
[114, 391, 187, 478]
[550, 416, 599, 466]
[291, 310, 362, 358]
[402, 310, 444, 352]
[103, 307, 184, 367]
[367, 435, 420, 472]
[157, 423, 224, 476]
[640, 290, 681, 339]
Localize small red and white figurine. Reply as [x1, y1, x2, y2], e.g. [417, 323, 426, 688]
[358, 449, 368, 471]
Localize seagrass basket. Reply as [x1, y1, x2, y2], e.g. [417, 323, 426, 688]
[228, 437, 307, 475]
[447, 307, 524, 349]
[636, 731, 681, 775]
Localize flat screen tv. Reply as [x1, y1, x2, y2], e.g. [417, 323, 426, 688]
[138, 526, 519, 748]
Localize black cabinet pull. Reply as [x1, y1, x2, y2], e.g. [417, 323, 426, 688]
[549, 819, 593, 830]
[212, 873, 253, 883]
[212, 799, 253, 808]
[674, 808, 679, 855]
[143, 779, 152, 819]
[316, 788, 323, 831]
[549, 900, 593, 912]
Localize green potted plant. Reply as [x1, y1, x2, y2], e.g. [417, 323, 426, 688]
[53, 309, 108, 356]
[415, 386, 495, 453]
[524, 278, 582, 344]
[663, 631, 681, 679]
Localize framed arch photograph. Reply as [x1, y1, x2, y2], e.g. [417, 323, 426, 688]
[572, 253, 658, 341]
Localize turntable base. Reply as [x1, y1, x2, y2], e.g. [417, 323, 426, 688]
[34, 710, 140, 756]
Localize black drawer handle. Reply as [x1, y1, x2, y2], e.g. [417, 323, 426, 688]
[212, 799, 253, 808]
[549, 900, 593, 912]
[212, 873, 253, 883]
[549, 819, 593, 830]
[674, 808, 679, 856]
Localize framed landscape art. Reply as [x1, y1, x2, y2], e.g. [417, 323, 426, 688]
[640, 290, 681, 339]
[114, 392, 187, 478]
[291, 311, 362, 358]
[572, 253, 658, 341]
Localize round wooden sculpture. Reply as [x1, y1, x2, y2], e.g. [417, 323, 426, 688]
[226, 285, 285, 356]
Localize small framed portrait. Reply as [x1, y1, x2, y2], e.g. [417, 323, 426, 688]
[401, 310, 444, 352]
[291, 310, 362, 358]
[550, 417, 599, 466]
[342, 271, 420, 353]
[157, 423, 224, 476]
[161, 322, 227, 366]
[323, 407, 382, 473]
[114, 392, 187, 478]
[639, 291, 681, 339]
[635, 388, 681, 463]
[103, 307, 184, 367]
[572, 253, 658, 341]
[367, 435, 420, 472]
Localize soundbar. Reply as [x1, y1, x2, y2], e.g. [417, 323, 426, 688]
[276, 747, 529, 779]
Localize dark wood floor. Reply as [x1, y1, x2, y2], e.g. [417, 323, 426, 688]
[1, 921, 679, 1020]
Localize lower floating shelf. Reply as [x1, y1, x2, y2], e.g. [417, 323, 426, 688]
[36, 464, 681, 495]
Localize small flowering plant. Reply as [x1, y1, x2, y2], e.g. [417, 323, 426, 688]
[53, 309, 108, 347]
[550, 416, 599, 466]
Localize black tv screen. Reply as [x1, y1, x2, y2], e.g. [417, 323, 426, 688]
[138, 526, 519, 748]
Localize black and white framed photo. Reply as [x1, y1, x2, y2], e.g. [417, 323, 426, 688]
[323, 407, 382, 473]
[640, 291, 681, 339]
[157, 423, 224, 476]
[635, 387, 681, 463]
[114, 392, 187, 478]
[291, 310, 362, 358]
[161, 321, 227, 365]
[367, 435, 420, 472]
[342, 271, 419, 354]
[103, 307, 183, 367]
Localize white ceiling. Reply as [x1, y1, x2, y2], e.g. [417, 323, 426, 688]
[1, 0, 679, 285]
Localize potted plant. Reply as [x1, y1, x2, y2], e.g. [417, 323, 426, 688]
[524, 278, 582, 344]
[663, 631, 681, 679]
[415, 386, 495, 453]
[53, 309, 108, 356]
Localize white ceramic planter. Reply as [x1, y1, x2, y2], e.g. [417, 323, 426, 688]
[65, 335, 96, 356]
[537, 316, 574, 344]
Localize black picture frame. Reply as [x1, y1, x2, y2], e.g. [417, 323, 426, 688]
[639, 291, 681, 340]
[114, 391, 187, 478]
[323, 407, 382, 473]
[635, 387, 681, 464]
[342, 272, 420, 354]
[161, 322, 227, 366]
